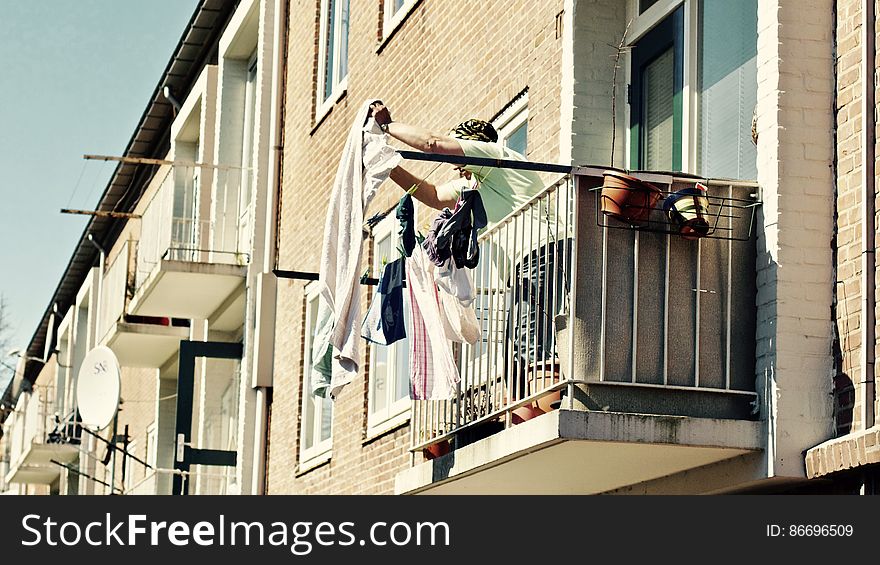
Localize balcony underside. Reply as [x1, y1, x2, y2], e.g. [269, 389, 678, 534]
[105, 322, 190, 368]
[6, 443, 79, 485]
[395, 409, 762, 495]
[129, 260, 246, 319]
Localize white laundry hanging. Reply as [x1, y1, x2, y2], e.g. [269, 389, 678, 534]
[311, 99, 402, 400]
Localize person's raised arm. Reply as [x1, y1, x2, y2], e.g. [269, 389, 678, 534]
[370, 102, 464, 156]
[388, 166, 459, 210]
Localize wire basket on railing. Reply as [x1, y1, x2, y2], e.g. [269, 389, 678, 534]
[592, 172, 761, 242]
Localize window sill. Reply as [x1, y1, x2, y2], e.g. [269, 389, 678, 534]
[311, 83, 348, 136]
[376, 0, 424, 55]
[297, 449, 332, 475]
[363, 411, 410, 445]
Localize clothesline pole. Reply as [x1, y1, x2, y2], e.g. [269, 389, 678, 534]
[272, 269, 381, 286]
[396, 150, 574, 175]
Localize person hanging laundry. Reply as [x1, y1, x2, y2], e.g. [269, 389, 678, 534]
[370, 101, 571, 402]
[311, 99, 402, 400]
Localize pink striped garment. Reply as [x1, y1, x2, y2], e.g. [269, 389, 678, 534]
[405, 247, 460, 400]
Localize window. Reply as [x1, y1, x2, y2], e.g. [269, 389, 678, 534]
[145, 422, 158, 469]
[383, 0, 419, 39]
[300, 284, 333, 466]
[628, 0, 757, 179]
[238, 54, 258, 254]
[317, 0, 350, 113]
[367, 217, 411, 434]
[493, 92, 529, 156]
[123, 439, 138, 494]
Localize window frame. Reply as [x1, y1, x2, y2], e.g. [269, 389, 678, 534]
[492, 93, 529, 156]
[316, 0, 350, 119]
[382, 0, 420, 41]
[299, 282, 333, 469]
[365, 216, 411, 437]
[237, 52, 259, 254]
[626, 0, 698, 173]
[123, 439, 138, 494]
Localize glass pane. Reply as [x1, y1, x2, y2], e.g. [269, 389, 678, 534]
[391, 0, 405, 16]
[393, 288, 411, 402]
[319, 395, 333, 441]
[200, 358, 240, 452]
[302, 297, 319, 449]
[697, 0, 758, 179]
[323, 0, 336, 102]
[640, 0, 661, 13]
[504, 121, 528, 156]
[643, 47, 674, 170]
[339, 0, 350, 82]
[370, 233, 394, 416]
[373, 349, 389, 414]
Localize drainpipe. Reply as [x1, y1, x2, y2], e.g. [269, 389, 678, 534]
[860, 0, 876, 436]
[251, 0, 287, 495]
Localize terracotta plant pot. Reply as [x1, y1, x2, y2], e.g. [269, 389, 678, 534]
[527, 361, 562, 413]
[511, 404, 545, 425]
[663, 183, 711, 239]
[422, 440, 451, 460]
[600, 171, 663, 226]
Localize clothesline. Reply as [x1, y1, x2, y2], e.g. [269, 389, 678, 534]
[272, 269, 383, 286]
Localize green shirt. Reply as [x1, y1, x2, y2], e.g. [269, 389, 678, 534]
[457, 139, 544, 226]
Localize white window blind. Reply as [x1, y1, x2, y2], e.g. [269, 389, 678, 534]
[696, 0, 758, 179]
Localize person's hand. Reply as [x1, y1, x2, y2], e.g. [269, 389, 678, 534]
[370, 101, 392, 128]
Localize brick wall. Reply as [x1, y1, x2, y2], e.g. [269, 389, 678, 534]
[834, 0, 864, 435]
[267, 0, 565, 493]
[754, 0, 836, 477]
[112, 367, 159, 493]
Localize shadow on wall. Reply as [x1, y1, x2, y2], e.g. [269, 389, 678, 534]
[831, 323, 855, 436]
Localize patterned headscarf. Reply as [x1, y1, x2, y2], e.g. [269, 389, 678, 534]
[451, 119, 498, 143]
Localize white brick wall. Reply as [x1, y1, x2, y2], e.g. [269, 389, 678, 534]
[755, 0, 836, 478]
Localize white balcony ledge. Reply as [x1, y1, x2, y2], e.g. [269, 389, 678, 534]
[129, 259, 246, 319]
[104, 321, 190, 368]
[5, 442, 79, 485]
[395, 409, 762, 495]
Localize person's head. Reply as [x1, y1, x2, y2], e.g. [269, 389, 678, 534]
[451, 119, 498, 143]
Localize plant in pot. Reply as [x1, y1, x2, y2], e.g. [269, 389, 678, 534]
[599, 19, 663, 227]
[422, 439, 451, 460]
[600, 170, 663, 226]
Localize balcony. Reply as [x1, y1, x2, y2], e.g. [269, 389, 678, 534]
[4, 387, 78, 486]
[98, 240, 190, 367]
[396, 170, 763, 494]
[128, 170, 247, 322]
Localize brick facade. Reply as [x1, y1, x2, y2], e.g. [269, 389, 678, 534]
[267, 0, 565, 493]
[754, 0, 836, 478]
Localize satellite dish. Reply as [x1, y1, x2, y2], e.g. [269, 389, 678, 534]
[76, 346, 121, 431]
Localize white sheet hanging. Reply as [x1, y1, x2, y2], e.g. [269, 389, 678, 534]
[311, 100, 402, 399]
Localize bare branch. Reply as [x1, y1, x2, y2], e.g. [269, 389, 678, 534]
[611, 18, 634, 167]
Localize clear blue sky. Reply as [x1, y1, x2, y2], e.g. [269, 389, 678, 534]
[0, 0, 200, 388]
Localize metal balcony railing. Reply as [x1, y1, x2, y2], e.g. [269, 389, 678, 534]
[98, 240, 132, 343]
[410, 170, 760, 454]
[135, 168, 250, 291]
[412, 175, 576, 451]
[5, 387, 57, 470]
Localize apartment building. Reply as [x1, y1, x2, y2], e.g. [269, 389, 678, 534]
[265, 0, 878, 495]
[1, 0, 877, 496]
[1, 0, 285, 496]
